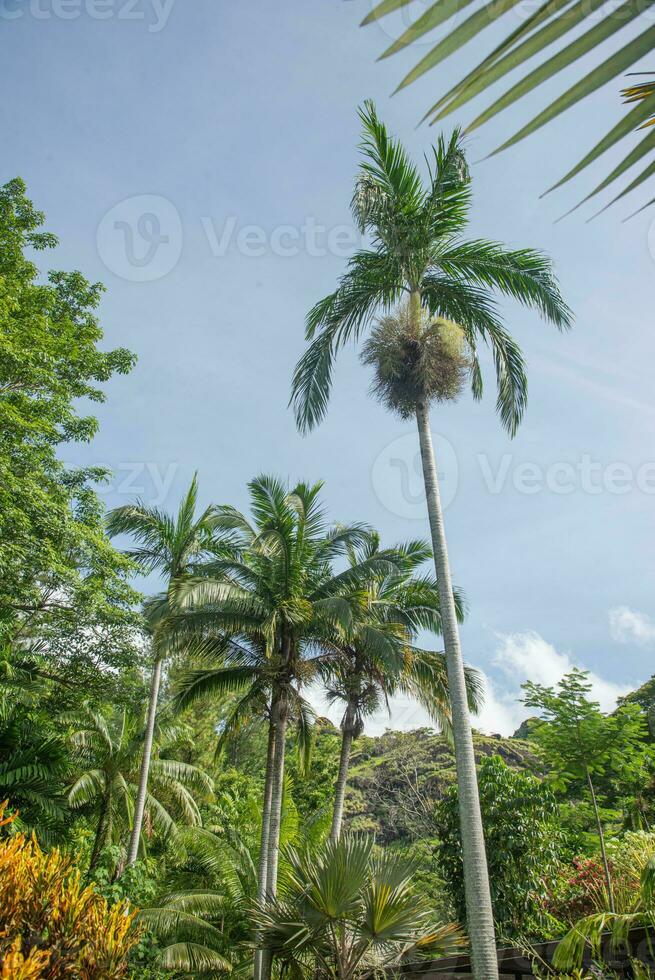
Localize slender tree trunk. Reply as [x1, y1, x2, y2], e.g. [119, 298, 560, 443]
[586, 768, 615, 913]
[415, 393, 499, 980]
[331, 703, 356, 841]
[125, 655, 162, 868]
[265, 691, 288, 897]
[261, 689, 289, 980]
[254, 720, 277, 980]
[88, 796, 109, 872]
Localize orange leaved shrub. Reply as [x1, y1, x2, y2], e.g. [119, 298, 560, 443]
[0, 802, 139, 978]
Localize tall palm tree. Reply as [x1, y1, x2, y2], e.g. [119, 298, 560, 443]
[164, 475, 405, 980]
[107, 474, 218, 868]
[324, 534, 482, 840]
[67, 703, 213, 871]
[291, 103, 572, 979]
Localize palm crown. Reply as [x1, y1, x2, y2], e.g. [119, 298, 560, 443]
[322, 533, 480, 739]
[67, 703, 213, 866]
[168, 477, 408, 730]
[291, 101, 573, 437]
[106, 473, 218, 588]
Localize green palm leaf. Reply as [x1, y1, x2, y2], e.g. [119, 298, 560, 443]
[159, 942, 233, 973]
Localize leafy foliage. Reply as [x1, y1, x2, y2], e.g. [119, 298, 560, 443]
[254, 833, 465, 977]
[0, 802, 139, 977]
[0, 178, 136, 641]
[553, 848, 655, 972]
[0, 694, 70, 840]
[436, 755, 563, 939]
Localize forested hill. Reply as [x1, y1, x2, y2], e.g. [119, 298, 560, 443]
[333, 673, 655, 842]
[335, 725, 538, 842]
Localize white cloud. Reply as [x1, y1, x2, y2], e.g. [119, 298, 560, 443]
[492, 631, 630, 715]
[472, 631, 632, 736]
[609, 606, 655, 647]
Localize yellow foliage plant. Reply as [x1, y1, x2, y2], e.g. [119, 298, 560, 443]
[0, 801, 139, 978]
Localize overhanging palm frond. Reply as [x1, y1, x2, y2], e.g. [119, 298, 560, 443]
[361, 0, 655, 213]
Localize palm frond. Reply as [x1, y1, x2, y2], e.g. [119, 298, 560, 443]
[362, 0, 655, 211]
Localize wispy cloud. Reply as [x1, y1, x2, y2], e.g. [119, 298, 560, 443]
[609, 606, 655, 647]
[477, 631, 632, 736]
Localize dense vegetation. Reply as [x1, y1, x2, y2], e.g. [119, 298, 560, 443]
[1, 112, 653, 979]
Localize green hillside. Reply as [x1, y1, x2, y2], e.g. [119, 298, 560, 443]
[327, 725, 539, 842]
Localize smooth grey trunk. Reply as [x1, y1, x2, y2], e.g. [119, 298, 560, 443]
[265, 693, 288, 897]
[415, 396, 499, 980]
[331, 703, 356, 840]
[586, 768, 615, 913]
[254, 721, 277, 980]
[261, 692, 288, 980]
[125, 655, 162, 868]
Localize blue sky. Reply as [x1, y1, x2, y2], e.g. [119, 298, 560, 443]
[4, 0, 655, 734]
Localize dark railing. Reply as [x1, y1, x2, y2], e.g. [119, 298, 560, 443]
[399, 926, 655, 978]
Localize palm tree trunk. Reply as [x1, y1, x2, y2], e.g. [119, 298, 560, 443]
[125, 655, 162, 868]
[415, 396, 499, 980]
[88, 796, 109, 872]
[261, 689, 289, 980]
[586, 768, 615, 913]
[331, 703, 356, 840]
[254, 720, 277, 980]
[265, 690, 288, 898]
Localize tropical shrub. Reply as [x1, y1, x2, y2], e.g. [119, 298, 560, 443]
[545, 857, 614, 927]
[436, 755, 563, 940]
[553, 854, 655, 974]
[254, 834, 464, 978]
[0, 802, 139, 978]
[546, 833, 655, 927]
[0, 696, 70, 841]
[138, 826, 251, 975]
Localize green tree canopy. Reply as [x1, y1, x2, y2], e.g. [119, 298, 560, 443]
[0, 177, 136, 642]
[522, 669, 651, 912]
[436, 754, 563, 940]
